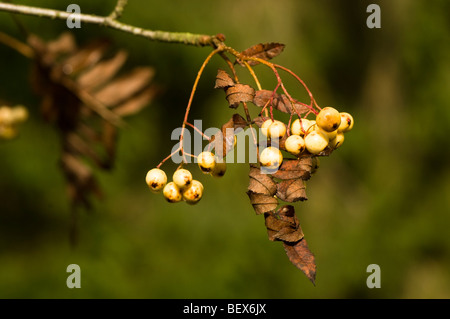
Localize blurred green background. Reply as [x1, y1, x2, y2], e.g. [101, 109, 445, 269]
[1, 0, 449, 298]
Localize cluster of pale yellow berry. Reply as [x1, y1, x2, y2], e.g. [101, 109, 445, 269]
[0, 105, 28, 139]
[145, 152, 227, 204]
[259, 106, 354, 170]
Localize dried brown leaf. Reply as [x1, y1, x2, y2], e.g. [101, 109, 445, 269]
[214, 69, 235, 89]
[225, 84, 255, 109]
[231, 113, 248, 129]
[253, 90, 310, 115]
[276, 179, 307, 203]
[270, 157, 314, 180]
[238, 43, 285, 66]
[246, 191, 278, 215]
[248, 165, 277, 196]
[283, 239, 316, 285]
[264, 205, 304, 242]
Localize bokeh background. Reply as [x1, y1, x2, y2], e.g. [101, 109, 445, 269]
[1, 0, 449, 298]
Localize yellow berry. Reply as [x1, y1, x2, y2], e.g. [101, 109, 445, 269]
[172, 168, 193, 190]
[329, 132, 345, 149]
[261, 119, 273, 137]
[338, 112, 354, 133]
[182, 180, 203, 205]
[305, 130, 329, 154]
[316, 107, 341, 132]
[197, 152, 216, 173]
[145, 168, 167, 192]
[211, 161, 227, 178]
[285, 135, 306, 155]
[268, 120, 286, 139]
[291, 118, 313, 136]
[163, 182, 183, 203]
[260, 146, 283, 169]
[261, 119, 286, 139]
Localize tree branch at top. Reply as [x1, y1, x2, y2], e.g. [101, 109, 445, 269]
[0, 1, 223, 47]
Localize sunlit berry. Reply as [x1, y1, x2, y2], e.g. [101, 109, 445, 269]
[260, 146, 283, 169]
[172, 168, 193, 190]
[285, 135, 306, 155]
[145, 168, 167, 193]
[305, 130, 329, 154]
[338, 112, 354, 133]
[182, 180, 204, 205]
[211, 161, 227, 178]
[291, 118, 313, 136]
[329, 132, 345, 149]
[198, 151, 216, 173]
[316, 107, 341, 132]
[163, 182, 183, 203]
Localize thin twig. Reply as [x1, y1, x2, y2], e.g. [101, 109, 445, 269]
[0, 2, 218, 47]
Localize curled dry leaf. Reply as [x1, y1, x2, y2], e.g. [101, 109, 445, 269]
[283, 239, 316, 285]
[253, 90, 310, 115]
[246, 191, 278, 215]
[270, 157, 314, 181]
[214, 69, 235, 89]
[225, 84, 255, 109]
[248, 165, 277, 196]
[214, 69, 255, 109]
[276, 179, 307, 203]
[237, 42, 285, 66]
[264, 205, 304, 243]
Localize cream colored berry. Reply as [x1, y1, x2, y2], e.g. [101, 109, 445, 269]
[182, 180, 204, 205]
[145, 168, 167, 192]
[261, 119, 274, 137]
[338, 112, 354, 133]
[285, 135, 306, 155]
[261, 119, 286, 139]
[260, 146, 283, 169]
[291, 118, 313, 136]
[305, 130, 329, 154]
[329, 132, 345, 149]
[197, 151, 216, 173]
[268, 120, 286, 139]
[316, 107, 341, 132]
[163, 182, 183, 203]
[172, 168, 193, 190]
[211, 161, 227, 178]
